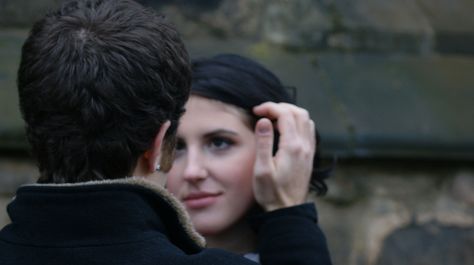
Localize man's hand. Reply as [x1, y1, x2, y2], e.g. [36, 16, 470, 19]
[252, 102, 316, 212]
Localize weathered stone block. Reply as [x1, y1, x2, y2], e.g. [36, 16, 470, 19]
[261, 0, 331, 48]
[316, 53, 474, 159]
[376, 222, 474, 265]
[327, 0, 434, 53]
[153, 0, 265, 39]
[416, 0, 474, 54]
[451, 173, 474, 206]
[0, 31, 27, 150]
[0, 0, 62, 27]
[416, 0, 474, 33]
[0, 195, 12, 226]
[0, 158, 37, 195]
[316, 160, 474, 265]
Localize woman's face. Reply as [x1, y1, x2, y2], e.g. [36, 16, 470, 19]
[166, 95, 257, 236]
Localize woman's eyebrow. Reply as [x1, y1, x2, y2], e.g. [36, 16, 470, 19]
[203, 129, 239, 138]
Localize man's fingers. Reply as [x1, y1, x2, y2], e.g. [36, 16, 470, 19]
[254, 102, 297, 142]
[254, 101, 316, 156]
[254, 118, 274, 177]
[253, 102, 307, 119]
[253, 102, 281, 119]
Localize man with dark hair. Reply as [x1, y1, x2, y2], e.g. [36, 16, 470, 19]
[0, 0, 257, 264]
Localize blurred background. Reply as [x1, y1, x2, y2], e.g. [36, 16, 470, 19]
[1, 0, 473, 264]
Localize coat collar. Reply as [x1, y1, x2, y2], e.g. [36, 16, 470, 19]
[3, 177, 205, 253]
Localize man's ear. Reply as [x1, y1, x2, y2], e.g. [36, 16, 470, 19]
[146, 120, 171, 173]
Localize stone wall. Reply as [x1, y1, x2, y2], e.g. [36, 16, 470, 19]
[316, 160, 474, 265]
[0, 155, 37, 226]
[1, 0, 474, 54]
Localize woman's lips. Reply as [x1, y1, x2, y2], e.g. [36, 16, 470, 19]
[183, 192, 221, 209]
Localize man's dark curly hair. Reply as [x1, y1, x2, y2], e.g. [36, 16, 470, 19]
[17, 0, 191, 183]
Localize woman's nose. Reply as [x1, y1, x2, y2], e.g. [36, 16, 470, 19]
[183, 151, 207, 182]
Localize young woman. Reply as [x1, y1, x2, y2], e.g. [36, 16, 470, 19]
[166, 54, 332, 265]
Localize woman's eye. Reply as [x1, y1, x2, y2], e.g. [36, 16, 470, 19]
[209, 137, 233, 151]
[174, 139, 186, 159]
[175, 139, 186, 151]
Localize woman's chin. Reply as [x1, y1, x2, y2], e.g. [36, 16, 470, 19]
[195, 225, 221, 237]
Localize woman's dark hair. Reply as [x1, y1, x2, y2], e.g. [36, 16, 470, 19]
[191, 54, 329, 195]
[18, 0, 191, 183]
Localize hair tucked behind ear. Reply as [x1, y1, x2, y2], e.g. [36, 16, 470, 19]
[190, 53, 329, 195]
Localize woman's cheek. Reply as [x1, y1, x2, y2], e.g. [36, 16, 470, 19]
[166, 161, 184, 194]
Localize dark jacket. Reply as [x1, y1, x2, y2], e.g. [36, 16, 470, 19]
[0, 177, 256, 265]
[250, 203, 333, 265]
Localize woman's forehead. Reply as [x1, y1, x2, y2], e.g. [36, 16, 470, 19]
[181, 95, 253, 130]
[185, 95, 253, 126]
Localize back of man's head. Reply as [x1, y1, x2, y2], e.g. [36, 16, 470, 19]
[18, 0, 191, 183]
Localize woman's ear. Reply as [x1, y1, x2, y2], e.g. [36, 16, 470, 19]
[147, 120, 171, 173]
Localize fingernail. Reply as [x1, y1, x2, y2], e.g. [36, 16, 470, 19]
[258, 125, 271, 134]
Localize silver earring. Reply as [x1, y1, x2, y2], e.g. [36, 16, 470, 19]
[155, 164, 161, 172]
